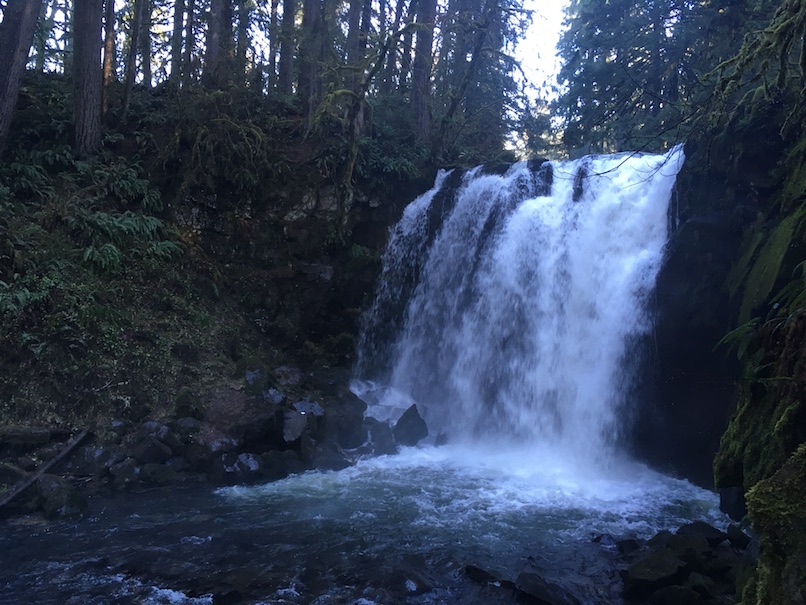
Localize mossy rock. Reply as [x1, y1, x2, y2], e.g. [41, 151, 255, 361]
[744, 443, 806, 605]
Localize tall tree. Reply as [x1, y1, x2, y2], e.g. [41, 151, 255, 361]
[0, 0, 46, 154]
[203, 0, 234, 87]
[267, 0, 280, 89]
[122, 0, 146, 116]
[278, 0, 296, 94]
[139, 0, 152, 88]
[101, 0, 115, 116]
[410, 0, 436, 141]
[73, 0, 103, 156]
[182, 0, 195, 86]
[169, 0, 185, 85]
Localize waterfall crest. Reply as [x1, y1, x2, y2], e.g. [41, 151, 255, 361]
[354, 147, 685, 465]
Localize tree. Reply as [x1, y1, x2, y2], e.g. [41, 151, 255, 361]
[410, 0, 436, 141]
[169, 0, 185, 85]
[72, 0, 103, 156]
[0, 0, 46, 155]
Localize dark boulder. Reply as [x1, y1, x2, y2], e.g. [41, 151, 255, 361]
[261, 450, 307, 481]
[647, 585, 704, 604]
[312, 440, 352, 471]
[676, 522, 729, 547]
[36, 474, 87, 519]
[283, 410, 308, 443]
[128, 435, 173, 464]
[515, 572, 581, 605]
[66, 445, 127, 476]
[726, 524, 751, 550]
[393, 404, 428, 446]
[621, 549, 688, 599]
[365, 418, 398, 456]
[110, 457, 140, 489]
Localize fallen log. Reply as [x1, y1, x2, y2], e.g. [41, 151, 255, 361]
[0, 430, 90, 512]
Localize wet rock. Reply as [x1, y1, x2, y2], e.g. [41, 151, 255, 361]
[110, 457, 140, 489]
[647, 585, 704, 604]
[465, 565, 499, 584]
[283, 410, 308, 443]
[676, 522, 729, 547]
[726, 524, 751, 550]
[36, 474, 87, 519]
[171, 417, 203, 443]
[263, 387, 285, 405]
[683, 571, 718, 599]
[261, 450, 307, 481]
[621, 549, 688, 599]
[139, 463, 179, 486]
[211, 453, 265, 483]
[515, 572, 581, 605]
[393, 404, 428, 446]
[273, 365, 304, 387]
[719, 486, 747, 520]
[312, 440, 352, 471]
[139, 422, 184, 452]
[617, 539, 642, 555]
[128, 435, 173, 464]
[67, 445, 126, 476]
[365, 418, 397, 456]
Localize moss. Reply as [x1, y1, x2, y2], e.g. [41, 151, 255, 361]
[744, 444, 806, 605]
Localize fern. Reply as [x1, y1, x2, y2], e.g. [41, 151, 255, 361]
[715, 318, 761, 361]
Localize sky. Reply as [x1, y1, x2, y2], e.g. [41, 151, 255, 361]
[516, 0, 569, 98]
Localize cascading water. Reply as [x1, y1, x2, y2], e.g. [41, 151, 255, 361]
[354, 147, 685, 467]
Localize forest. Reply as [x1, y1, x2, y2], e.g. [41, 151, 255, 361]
[0, 0, 805, 602]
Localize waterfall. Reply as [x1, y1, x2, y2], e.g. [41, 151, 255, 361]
[354, 147, 685, 466]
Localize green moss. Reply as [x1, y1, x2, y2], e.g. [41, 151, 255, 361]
[744, 444, 806, 605]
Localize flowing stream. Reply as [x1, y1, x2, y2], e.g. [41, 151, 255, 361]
[0, 147, 727, 605]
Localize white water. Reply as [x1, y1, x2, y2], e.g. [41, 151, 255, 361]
[355, 147, 685, 468]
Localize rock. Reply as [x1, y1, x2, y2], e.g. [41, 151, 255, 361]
[365, 419, 397, 456]
[464, 565, 499, 584]
[666, 534, 711, 573]
[393, 404, 428, 446]
[273, 365, 304, 387]
[677, 522, 729, 547]
[283, 410, 308, 443]
[110, 457, 140, 489]
[515, 572, 581, 605]
[171, 417, 203, 442]
[683, 572, 718, 599]
[719, 486, 747, 521]
[36, 474, 87, 519]
[139, 463, 178, 486]
[128, 435, 173, 464]
[726, 524, 751, 550]
[617, 539, 642, 555]
[263, 388, 285, 405]
[648, 585, 704, 604]
[211, 453, 265, 483]
[67, 445, 127, 476]
[139, 422, 184, 452]
[312, 440, 352, 471]
[621, 549, 688, 599]
[260, 450, 307, 481]
[648, 530, 673, 548]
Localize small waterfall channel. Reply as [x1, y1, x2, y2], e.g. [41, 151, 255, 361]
[0, 148, 726, 605]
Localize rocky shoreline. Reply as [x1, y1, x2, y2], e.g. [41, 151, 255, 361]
[0, 365, 428, 520]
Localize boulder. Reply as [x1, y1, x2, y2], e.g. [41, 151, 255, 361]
[647, 585, 704, 604]
[621, 549, 688, 599]
[67, 445, 127, 476]
[515, 572, 581, 605]
[726, 524, 751, 550]
[312, 440, 352, 471]
[139, 463, 179, 486]
[36, 474, 87, 519]
[676, 522, 729, 547]
[128, 435, 173, 464]
[365, 419, 397, 456]
[110, 457, 140, 489]
[393, 404, 428, 446]
[261, 449, 307, 481]
[283, 410, 308, 443]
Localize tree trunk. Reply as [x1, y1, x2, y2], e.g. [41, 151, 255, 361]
[140, 0, 152, 88]
[182, 0, 195, 86]
[33, 0, 54, 72]
[203, 0, 234, 87]
[346, 0, 362, 91]
[0, 0, 46, 155]
[169, 0, 185, 85]
[278, 0, 296, 94]
[397, 0, 417, 92]
[121, 0, 145, 117]
[298, 0, 322, 126]
[267, 0, 280, 89]
[101, 0, 115, 116]
[236, 0, 250, 80]
[410, 0, 435, 142]
[73, 0, 103, 157]
[379, 0, 407, 94]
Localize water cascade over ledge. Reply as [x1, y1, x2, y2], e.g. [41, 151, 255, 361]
[354, 146, 686, 468]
